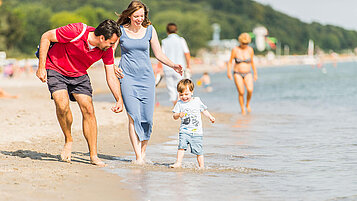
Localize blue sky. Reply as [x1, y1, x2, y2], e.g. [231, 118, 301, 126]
[254, 0, 357, 31]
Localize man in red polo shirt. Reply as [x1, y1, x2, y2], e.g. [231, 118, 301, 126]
[36, 19, 124, 167]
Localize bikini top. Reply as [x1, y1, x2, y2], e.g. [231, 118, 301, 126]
[235, 57, 251, 64]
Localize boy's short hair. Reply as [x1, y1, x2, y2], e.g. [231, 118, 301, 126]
[177, 79, 194, 93]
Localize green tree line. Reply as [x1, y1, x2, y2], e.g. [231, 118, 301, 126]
[1, 0, 357, 57]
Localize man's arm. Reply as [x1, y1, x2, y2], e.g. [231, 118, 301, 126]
[36, 29, 58, 82]
[104, 64, 124, 113]
[182, 38, 191, 70]
[184, 52, 191, 70]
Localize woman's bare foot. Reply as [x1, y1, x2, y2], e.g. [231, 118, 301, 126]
[241, 108, 246, 115]
[246, 104, 251, 113]
[90, 156, 107, 167]
[169, 162, 182, 168]
[132, 159, 145, 165]
[60, 142, 72, 163]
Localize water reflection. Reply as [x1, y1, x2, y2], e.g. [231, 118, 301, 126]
[103, 63, 357, 200]
[232, 114, 253, 128]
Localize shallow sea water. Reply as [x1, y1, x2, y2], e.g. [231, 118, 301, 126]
[97, 62, 357, 201]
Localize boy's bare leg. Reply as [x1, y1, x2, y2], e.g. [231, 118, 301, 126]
[197, 155, 204, 169]
[53, 90, 73, 163]
[170, 149, 185, 168]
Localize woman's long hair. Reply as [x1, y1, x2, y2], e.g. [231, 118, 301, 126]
[116, 1, 151, 28]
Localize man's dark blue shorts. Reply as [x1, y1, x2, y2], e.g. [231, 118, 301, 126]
[46, 69, 92, 102]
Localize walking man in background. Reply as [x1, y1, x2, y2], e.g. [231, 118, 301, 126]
[36, 19, 124, 167]
[159, 23, 191, 106]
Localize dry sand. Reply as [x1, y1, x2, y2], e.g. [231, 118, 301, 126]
[0, 67, 228, 201]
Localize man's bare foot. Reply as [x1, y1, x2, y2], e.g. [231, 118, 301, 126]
[246, 104, 251, 113]
[241, 109, 246, 115]
[132, 159, 145, 165]
[90, 156, 107, 167]
[169, 162, 182, 168]
[60, 142, 72, 163]
[0, 94, 18, 99]
[0, 89, 18, 99]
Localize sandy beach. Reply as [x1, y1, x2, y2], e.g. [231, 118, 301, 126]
[0, 67, 227, 201]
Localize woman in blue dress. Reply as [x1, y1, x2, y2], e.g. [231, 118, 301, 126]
[115, 1, 183, 164]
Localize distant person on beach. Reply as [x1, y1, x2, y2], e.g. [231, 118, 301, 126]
[36, 19, 124, 167]
[0, 87, 17, 98]
[227, 33, 257, 115]
[115, 1, 183, 164]
[3, 62, 16, 78]
[158, 22, 191, 105]
[197, 72, 212, 92]
[171, 79, 215, 169]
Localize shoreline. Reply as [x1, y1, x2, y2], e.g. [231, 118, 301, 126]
[2, 54, 356, 81]
[0, 69, 231, 201]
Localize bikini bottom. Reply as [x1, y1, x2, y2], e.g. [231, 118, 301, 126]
[233, 71, 251, 79]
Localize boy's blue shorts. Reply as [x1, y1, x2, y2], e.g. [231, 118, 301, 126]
[178, 133, 203, 155]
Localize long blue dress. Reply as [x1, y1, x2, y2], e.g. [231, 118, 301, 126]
[119, 25, 155, 141]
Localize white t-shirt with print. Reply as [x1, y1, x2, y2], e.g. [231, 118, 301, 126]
[172, 97, 207, 135]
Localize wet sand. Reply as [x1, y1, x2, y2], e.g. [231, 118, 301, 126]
[0, 67, 229, 201]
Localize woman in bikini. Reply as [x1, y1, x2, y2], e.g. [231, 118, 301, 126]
[227, 33, 258, 115]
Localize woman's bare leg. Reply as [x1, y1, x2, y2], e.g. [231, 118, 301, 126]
[233, 74, 246, 115]
[127, 114, 144, 164]
[141, 140, 149, 161]
[244, 74, 254, 113]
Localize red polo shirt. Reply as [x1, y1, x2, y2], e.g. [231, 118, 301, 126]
[46, 23, 114, 77]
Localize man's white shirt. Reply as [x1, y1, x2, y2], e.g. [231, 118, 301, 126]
[161, 33, 190, 76]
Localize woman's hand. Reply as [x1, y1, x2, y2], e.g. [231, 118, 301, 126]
[253, 73, 258, 81]
[111, 99, 124, 113]
[172, 64, 183, 76]
[227, 72, 233, 80]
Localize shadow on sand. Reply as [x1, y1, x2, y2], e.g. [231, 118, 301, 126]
[0, 150, 176, 169]
[0, 150, 128, 165]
